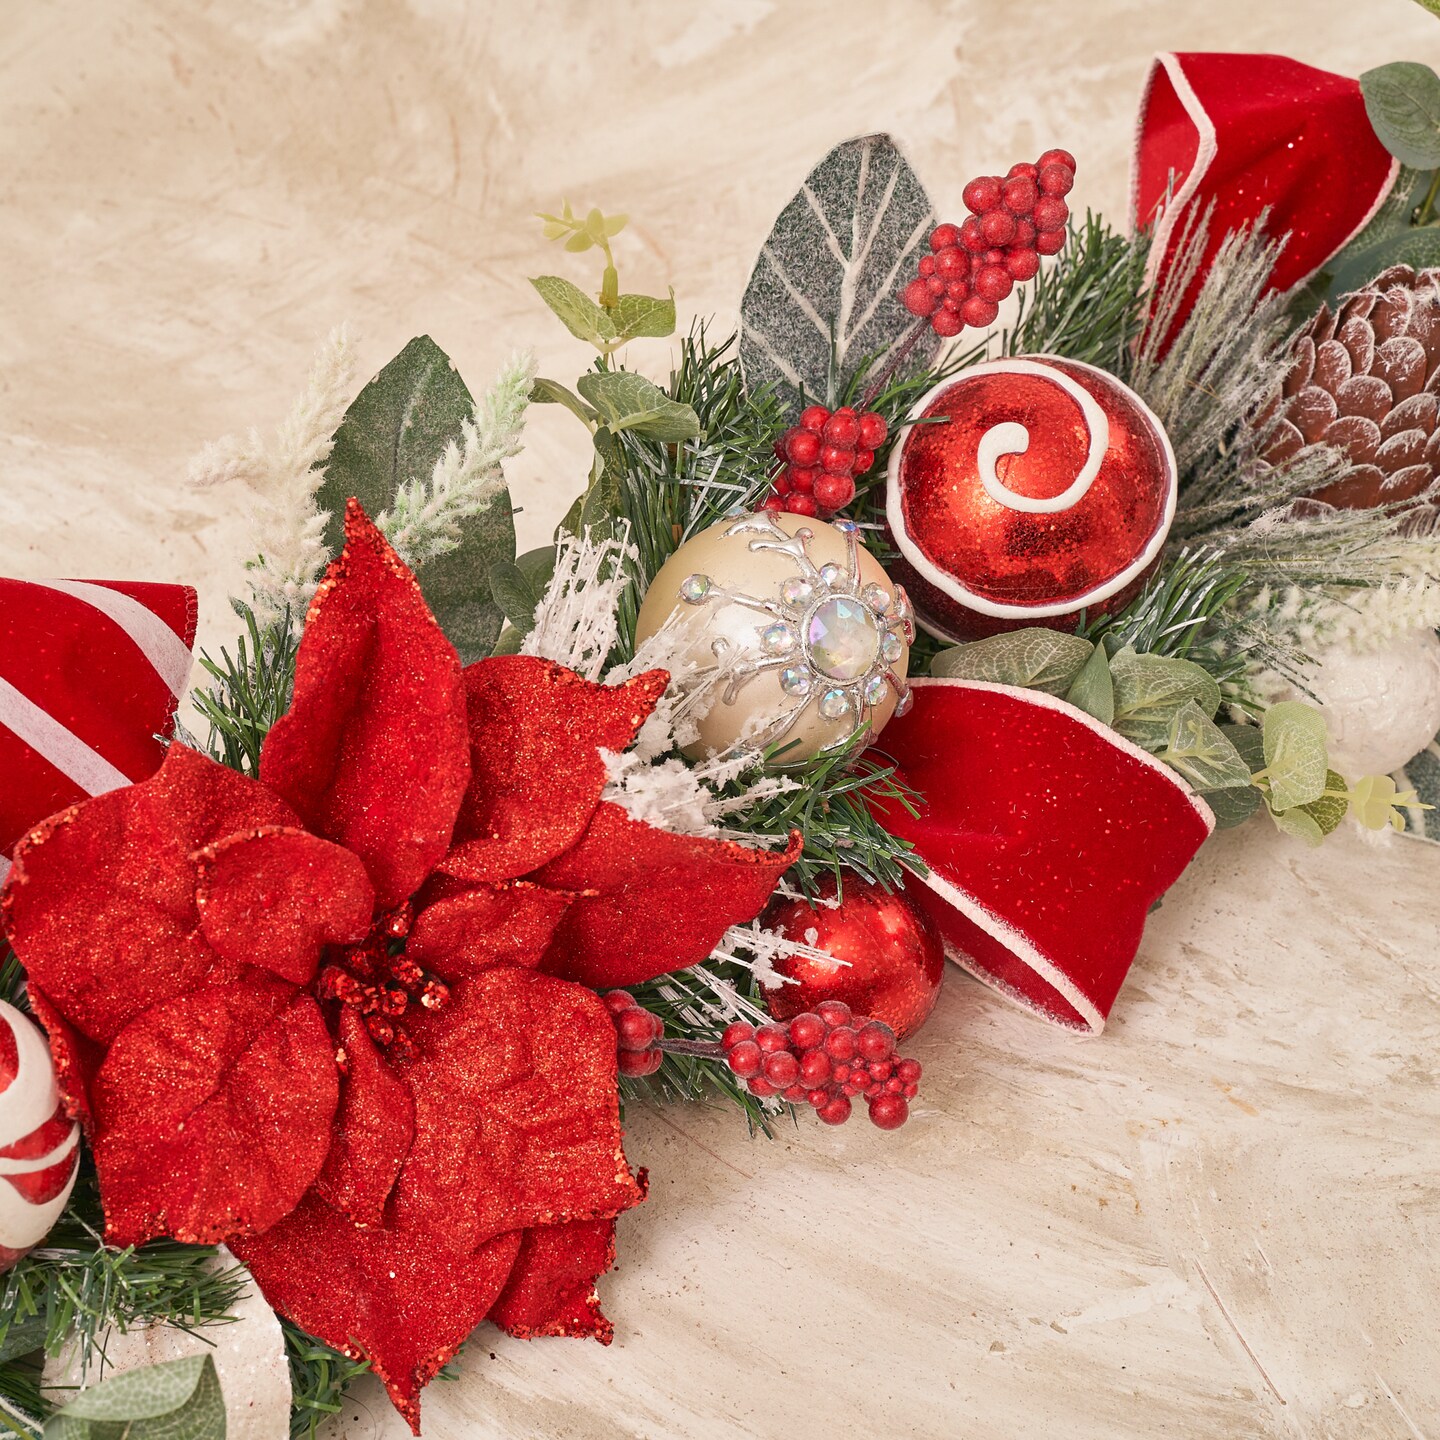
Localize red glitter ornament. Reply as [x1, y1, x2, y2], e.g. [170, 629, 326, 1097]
[763, 875, 944, 1040]
[884, 356, 1177, 641]
[1, 502, 797, 1432]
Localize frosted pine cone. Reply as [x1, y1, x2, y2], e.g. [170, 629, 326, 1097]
[1263, 265, 1440, 510]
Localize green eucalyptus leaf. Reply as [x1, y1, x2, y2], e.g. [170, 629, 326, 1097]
[1221, 722, 1265, 773]
[529, 377, 597, 425]
[488, 545, 556, 638]
[1329, 225, 1440, 297]
[45, 1354, 225, 1440]
[530, 276, 617, 346]
[612, 290, 677, 341]
[1299, 768, 1351, 838]
[318, 335, 513, 661]
[1160, 700, 1254, 792]
[930, 628, 1093, 694]
[1262, 700, 1331, 813]
[1109, 647, 1222, 750]
[1064, 642, 1115, 724]
[576, 372, 700, 441]
[563, 230, 595, 253]
[1198, 782, 1263, 830]
[1361, 61, 1440, 168]
[1271, 804, 1326, 847]
[490, 624, 525, 656]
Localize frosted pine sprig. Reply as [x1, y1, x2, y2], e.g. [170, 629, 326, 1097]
[189, 326, 357, 629]
[379, 350, 537, 570]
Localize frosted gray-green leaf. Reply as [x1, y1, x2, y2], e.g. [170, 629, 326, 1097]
[1160, 700, 1254, 792]
[576, 372, 700, 441]
[488, 545, 556, 639]
[1262, 700, 1330, 813]
[1329, 224, 1440, 297]
[1110, 647, 1221, 750]
[931, 628, 1093, 694]
[612, 291, 677, 341]
[530, 377, 597, 425]
[1199, 782, 1262, 830]
[1361, 61, 1440, 168]
[530, 275, 618, 346]
[318, 335, 514, 661]
[45, 1354, 225, 1440]
[739, 133, 940, 410]
[1064, 642, 1115, 724]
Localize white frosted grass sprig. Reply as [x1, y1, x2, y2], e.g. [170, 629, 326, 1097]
[188, 326, 356, 629]
[378, 350, 537, 570]
[523, 523, 638, 680]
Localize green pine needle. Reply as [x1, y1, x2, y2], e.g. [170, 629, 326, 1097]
[283, 1322, 369, 1440]
[191, 604, 298, 776]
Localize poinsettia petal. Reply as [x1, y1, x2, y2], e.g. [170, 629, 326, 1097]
[315, 1008, 415, 1228]
[2, 745, 297, 1043]
[259, 501, 471, 912]
[389, 968, 643, 1255]
[232, 1192, 522, 1435]
[533, 803, 802, 988]
[25, 986, 102, 1127]
[406, 879, 573, 980]
[194, 827, 375, 985]
[440, 659, 668, 883]
[490, 1212, 636, 1343]
[92, 979, 338, 1246]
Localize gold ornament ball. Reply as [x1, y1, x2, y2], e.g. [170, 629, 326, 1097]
[634, 511, 914, 764]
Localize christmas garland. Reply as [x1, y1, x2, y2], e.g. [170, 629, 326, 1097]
[3, 47, 1440, 1440]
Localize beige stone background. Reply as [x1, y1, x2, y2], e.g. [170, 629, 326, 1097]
[4, 1, 1440, 1437]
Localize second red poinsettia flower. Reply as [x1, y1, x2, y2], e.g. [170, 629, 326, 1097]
[1, 501, 798, 1430]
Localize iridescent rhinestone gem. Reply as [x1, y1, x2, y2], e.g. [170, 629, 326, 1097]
[780, 667, 812, 698]
[761, 622, 796, 655]
[806, 596, 881, 680]
[818, 688, 851, 721]
[861, 583, 892, 614]
[818, 562, 845, 589]
[881, 631, 904, 663]
[680, 573, 711, 604]
[893, 685, 914, 717]
[780, 576, 815, 608]
[864, 673, 888, 706]
[833, 518, 857, 535]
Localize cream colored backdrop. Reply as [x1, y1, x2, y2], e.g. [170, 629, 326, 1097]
[3, 3, 1440, 1437]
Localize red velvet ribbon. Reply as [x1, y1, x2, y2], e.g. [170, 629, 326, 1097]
[874, 680, 1214, 1033]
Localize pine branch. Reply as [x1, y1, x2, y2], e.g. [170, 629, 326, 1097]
[190, 603, 298, 777]
[283, 1322, 369, 1440]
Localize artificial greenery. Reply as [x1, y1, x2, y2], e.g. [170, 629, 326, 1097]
[190, 603, 297, 776]
[281, 1322, 369, 1440]
[42, 1353, 224, 1440]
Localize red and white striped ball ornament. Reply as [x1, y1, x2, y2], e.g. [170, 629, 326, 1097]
[885, 356, 1178, 641]
[1, 1000, 81, 1272]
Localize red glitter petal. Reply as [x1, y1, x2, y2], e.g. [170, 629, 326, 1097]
[533, 804, 802, 988]
[389, 968, 644, 1255]
[25, 986, 102, 1126]
[91, 980, 338, 1246]
[259, 501, 471, 912]
[315, 1008, 415, 1228]
[490, 1213, 630, 1344]
[233, 1192, 523, 1435]
[194, 827, 375, 985]
[406, 879, 573, 980]
[2, 745, 296, 1044]
[440, 659, 668, 883]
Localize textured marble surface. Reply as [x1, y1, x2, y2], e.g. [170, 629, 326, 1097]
[3, 2, 1440, 1436]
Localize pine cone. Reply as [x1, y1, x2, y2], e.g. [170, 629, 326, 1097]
[1264, 265, 1440, 509]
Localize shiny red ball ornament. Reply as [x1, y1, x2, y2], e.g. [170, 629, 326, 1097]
[884, 356, 1177, 640]
[764, 876, 944, 1040]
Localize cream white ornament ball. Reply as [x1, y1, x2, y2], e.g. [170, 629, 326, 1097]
[1305, 629, 1440, 777]
[0, 999, 80, 1272]
[634, 511, 913, 763]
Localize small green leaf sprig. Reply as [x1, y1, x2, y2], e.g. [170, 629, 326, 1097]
[42, 1354, 224, 1440]
[931, 630, 1427, 842]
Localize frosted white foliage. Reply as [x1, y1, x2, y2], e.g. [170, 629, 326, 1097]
[711, 920, 846, 992]
[1309, 575, 1440, 653]
[523, 526, 638, 680]
[189, 326, 356, 628]
[379, 350, 536, 570]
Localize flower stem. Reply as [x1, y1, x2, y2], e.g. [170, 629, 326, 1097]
[860, 316, 932, 410]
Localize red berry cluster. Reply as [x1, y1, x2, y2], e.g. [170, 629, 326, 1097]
[605, 989, 665, 1076]
[901, 148, 1077, 337]
[763, 404, 888, 520]
[720, 1001, 921, 1130]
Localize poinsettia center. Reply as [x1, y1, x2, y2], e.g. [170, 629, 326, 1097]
[314, 902, 450, 1060]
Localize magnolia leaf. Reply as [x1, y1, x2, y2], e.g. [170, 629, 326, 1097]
[612, 290, 677, 342]
[1262, 700, 1330, 813]
[739, 133, 939, 410]
[576, 372, 700, 441]
[45, 1354, 225, 1440]
[1361, 61, 1440, 168]
[1064, 642, 1115, 725]
[1198, 782, 1262, 830]
[554, 493, 585, 541]
[319, 335, 514, 662]
[931, 628, 1093, 694]
[1110, 647, 1221, 750]
[1271, 804, 1326, 847]
[1160, 700, 1254, 792]
[488, 546, 556, 639]
[530, 276, 618, 346]
[1329, 225, 1440, 298]
[530, 377, 597, 425]
[1298, 768, 1350, 838]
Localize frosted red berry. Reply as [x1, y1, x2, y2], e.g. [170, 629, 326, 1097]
[726, 1040, 763, 1078]
[896, 1058, 922, 1084]
[917, 253, 937, 277]
[787, 466, 817, 494]
[1037, 147, 1077, 173]
[1005, 248, 1040, 281]
[1035, 228, 1066, 255]
[785, 429, 820, 466]
[1032, 196, 1069, 231]
[618, 1048, 662, 1077]
[929, 222, 962, 250]
[980, 210, 1017, 246]
[1002, 176, 1038, 214]
[1007, 161, 1040, 182]
[868, 1094, 909, 1130]
[1039, 162, 1074, 197]
[824, 1026, 858, 1062]
[902, 277, 938, 317]
[962, 176, 1002, 213]
[721, 1020, 755, 1050]
[602, 990, 635, 1016]
[858, 412, 887, 448]
[799, 1049, 832, 1085]
[973, 266, 1013, 304]
[960, 295, 999, 327]
[856, 1021, 896, 1063]
[934, 246, 969, 279]
[798, 405, 830, 432]
[852, 447, 875, 475]
[788, 1013, 826, 1051]
[787, 493, 818, 517]
[755, 1022, 790, 1053]
[748, 1076, 779, 1098]
[931, 308, 963, 337]
[822, 410, 860, 447]
[958, 217, 986, 252]
[817, 1095, 852, 1126]
[816, 1000, 852, 1028]
[764, 1050, 800, 1087]
[813, 473, 855, 512]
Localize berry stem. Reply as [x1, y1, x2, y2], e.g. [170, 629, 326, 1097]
[860, 315, 932, 410]
[656, 1037, 727, 1058]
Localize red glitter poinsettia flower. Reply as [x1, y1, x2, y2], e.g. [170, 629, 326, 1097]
[1, 502, 797, 1430]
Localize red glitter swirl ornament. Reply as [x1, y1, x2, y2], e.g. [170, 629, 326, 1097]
[884, 356, 1177, 641]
